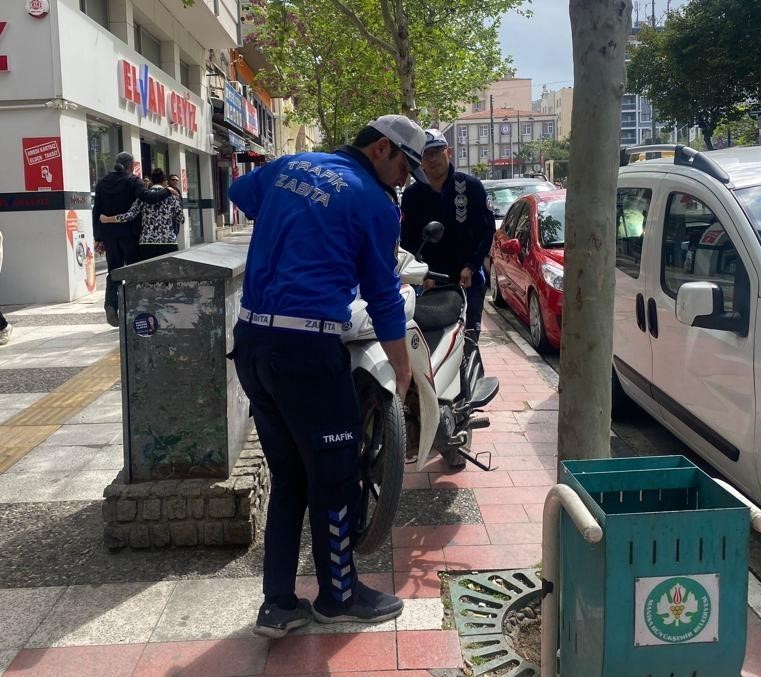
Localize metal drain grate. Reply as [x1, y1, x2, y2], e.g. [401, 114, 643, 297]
[449, 568, 542, 676]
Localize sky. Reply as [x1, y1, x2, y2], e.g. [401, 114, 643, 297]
[498, 0, 688, 99]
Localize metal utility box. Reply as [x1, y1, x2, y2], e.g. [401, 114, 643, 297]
[113, 243, 249, 482]
[559, 456, 750, 677]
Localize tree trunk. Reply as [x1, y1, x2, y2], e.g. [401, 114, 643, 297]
[558, 0, 631, 469]
[701, 125, 714, 150]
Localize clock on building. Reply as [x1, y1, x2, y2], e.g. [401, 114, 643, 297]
[500, 124, 511, 135]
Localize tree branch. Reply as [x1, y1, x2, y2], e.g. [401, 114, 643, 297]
[332, 0, 396, 56]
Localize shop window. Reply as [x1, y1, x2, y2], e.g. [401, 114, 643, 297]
[134, 22, 161, 68]
[80, 0, 108, 29]
[87, 117, 122, 193]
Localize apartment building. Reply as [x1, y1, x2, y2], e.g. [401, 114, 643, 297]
[0, 0, 239, 304]
[537, 86, 573, 141]
[451, 108, 557, 178]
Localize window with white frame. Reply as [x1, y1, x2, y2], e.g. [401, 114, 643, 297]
[542, 121, 554, 137]
[479, 124, 489, 138]
[522, 122, 533, 136]
[501, 145, 511, 158]
[458, 126, 468, 141]
[479, 147, 489, 159]
[459, 146, 467, 159]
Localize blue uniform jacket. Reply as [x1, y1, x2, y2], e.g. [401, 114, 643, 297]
[228, 147, 406, 342]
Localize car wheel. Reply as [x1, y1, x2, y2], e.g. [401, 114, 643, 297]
[490, 262, 507, 307]
[528, 291, 549, 352]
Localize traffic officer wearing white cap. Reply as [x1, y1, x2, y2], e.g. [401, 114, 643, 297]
[228, 115, 426, 638]
[401, 128, 494, 343]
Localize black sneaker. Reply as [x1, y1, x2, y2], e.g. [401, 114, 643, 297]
[253, 598, 312, 639]
[104, 306, 119, 327]
[312, 582, 404, 624]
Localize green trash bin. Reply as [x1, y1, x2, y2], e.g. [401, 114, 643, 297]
[558, 455, 750, 677]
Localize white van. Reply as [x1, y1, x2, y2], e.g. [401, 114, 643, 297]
[613, 145, 761, 502]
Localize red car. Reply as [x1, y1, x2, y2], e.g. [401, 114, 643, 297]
[489, 190, 566, 351]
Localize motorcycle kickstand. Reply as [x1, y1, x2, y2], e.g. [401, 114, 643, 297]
[456, 448, 495, 472]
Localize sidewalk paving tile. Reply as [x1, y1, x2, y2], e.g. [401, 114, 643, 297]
[392, 525, 489, 549]
[4, 444, 122, 474]
[264, 631, 397, 674]
[150, 578, 264, 642]
[522, 503, 545, 523]
[473, 486, 552, 505]
[393, 571, 442, 599]
[485, 522, 543, 545]
[134, 637, 269, 677]
[429, 470, 514, 489]
[5, 645, 144, 677]
[487, 455, 545, 471]
[64, 391, 123, 424]
[0, 395, 46, 425]
[508, 469, 557, 487]
[0, 470, 119, 502]
[0, 650, 17, 675]
[401, 473, 430, 490]
[394, 598, 444, 631]
[443, 543, 543, 570]
[478, 503, 531, 524]
[0, 587, 66, 650]
[26, 582, 175, 648]
[491, 441, 557, 457]
[43, 422, 122, 446]
[396, 629, 462, 670]
[743, 608, 761, 676]
[392, 547, 446, 573]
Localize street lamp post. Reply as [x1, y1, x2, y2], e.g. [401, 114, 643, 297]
[489, 94, 495, 179]
[517, 110, 521, 177]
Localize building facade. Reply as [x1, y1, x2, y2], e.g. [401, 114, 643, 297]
[537, 86, 573, 141]
[450, 108, 557, 178]
[468, 77, 532, 116]
[0, 0, 239, 305]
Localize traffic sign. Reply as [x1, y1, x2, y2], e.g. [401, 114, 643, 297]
[748, 109, 761, 120]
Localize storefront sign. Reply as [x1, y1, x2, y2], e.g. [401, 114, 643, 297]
[25, 0, 50, 17]
[223, 82, 245, 132]
[244, 98, 259, 137]
[65, 209, 96, 292]
[228, 131, 246, 152]
[0, 22, 9, 72]
[22, 137, 63, 191]
[117, 59, 198, 134]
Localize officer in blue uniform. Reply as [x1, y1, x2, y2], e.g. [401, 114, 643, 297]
[228, 115, 428, 638]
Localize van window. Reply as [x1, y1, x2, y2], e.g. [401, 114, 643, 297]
[616, 187, 651, 279]
[661, 193, 750, 318]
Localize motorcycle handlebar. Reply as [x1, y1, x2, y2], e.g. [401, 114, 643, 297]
[425, 271, 450, 284]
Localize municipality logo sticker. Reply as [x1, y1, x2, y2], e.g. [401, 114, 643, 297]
[635, 574, 718, 646]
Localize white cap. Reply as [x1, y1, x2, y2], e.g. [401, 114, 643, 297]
[424, 128, 448, 151]
[367, 114, 428, 184]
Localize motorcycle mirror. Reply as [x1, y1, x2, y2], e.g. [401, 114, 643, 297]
[422, 221, 445, 244]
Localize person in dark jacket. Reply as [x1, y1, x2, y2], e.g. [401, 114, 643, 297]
[92, 152, 171, 326]
[401, 129, 494, 343]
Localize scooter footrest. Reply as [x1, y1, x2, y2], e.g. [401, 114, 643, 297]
[469, 415, 491, 430]
[471, 376, 500, 409]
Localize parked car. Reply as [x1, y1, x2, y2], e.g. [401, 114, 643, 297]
[482, 178, 556, 228]
[489, 190, 566, 351]
[613, 144, 761, 503]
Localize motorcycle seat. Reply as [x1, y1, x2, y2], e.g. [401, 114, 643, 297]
[413, 287, 464, 332]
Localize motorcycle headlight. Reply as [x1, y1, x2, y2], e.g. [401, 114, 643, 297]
[541, 262, 564, 291]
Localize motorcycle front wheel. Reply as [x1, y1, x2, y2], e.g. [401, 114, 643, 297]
[353, 380, 406, 555]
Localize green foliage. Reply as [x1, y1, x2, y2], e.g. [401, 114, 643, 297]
[627, 0, 761, 149]
[471, 162, 489, 179]
[240, 0, 526, 149]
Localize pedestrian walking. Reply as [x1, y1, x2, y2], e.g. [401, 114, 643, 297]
[0, 230, 11, 346]
[99, 168, 184, 261]
[228, 115, 428, 638]
[92, 152, 172, 326]
[400, 129, 494, 344]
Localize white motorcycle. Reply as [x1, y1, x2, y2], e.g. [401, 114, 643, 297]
[347, 222, 500, 554]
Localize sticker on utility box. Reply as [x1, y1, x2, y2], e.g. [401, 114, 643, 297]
[133, 313, 158, 337]
[635, 574, 718, 645]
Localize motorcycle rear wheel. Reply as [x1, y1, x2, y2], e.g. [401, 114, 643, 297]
[354, 382, 406, 555]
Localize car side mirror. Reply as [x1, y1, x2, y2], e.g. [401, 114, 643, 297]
[675, 281, 747, 335]
[501, 238, 521, 256]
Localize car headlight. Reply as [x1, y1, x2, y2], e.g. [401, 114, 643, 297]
[541, 262, 564, 291]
